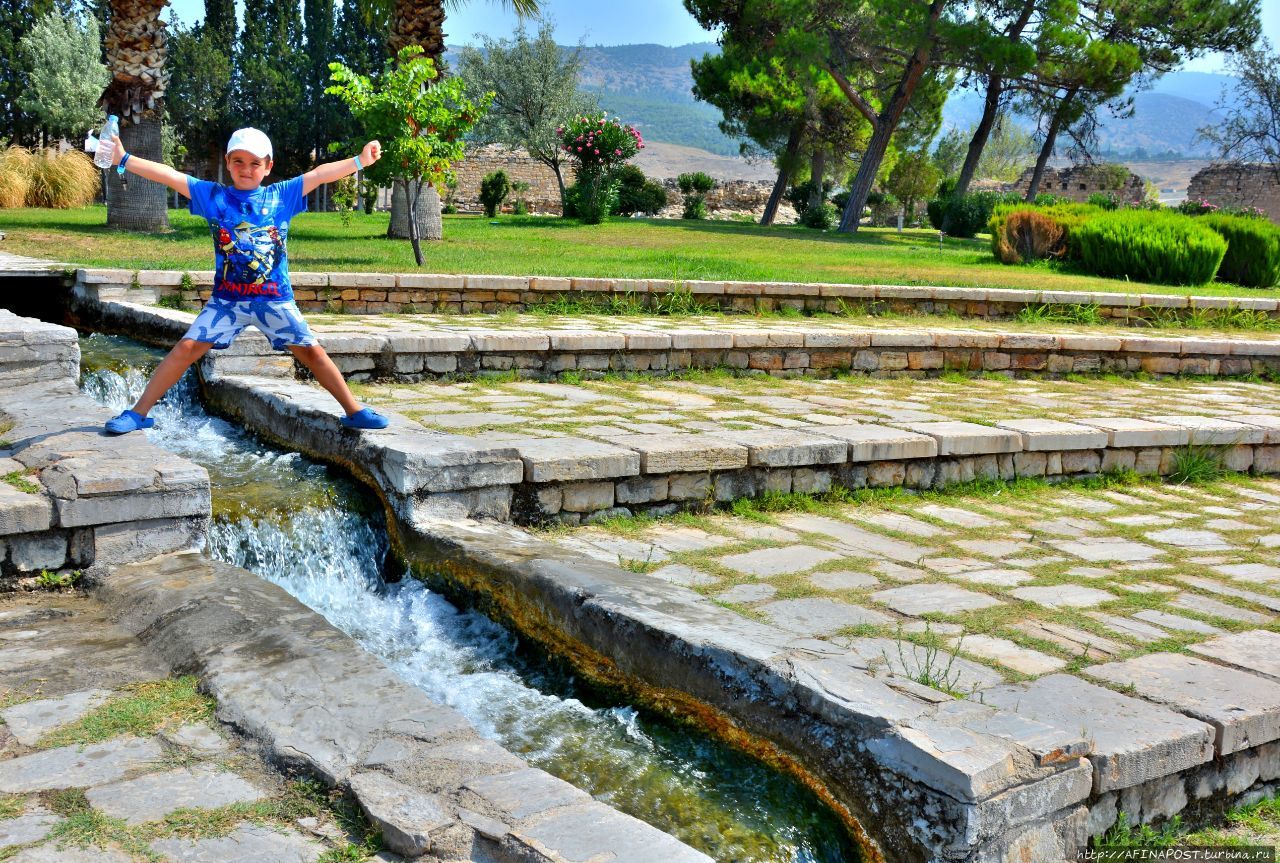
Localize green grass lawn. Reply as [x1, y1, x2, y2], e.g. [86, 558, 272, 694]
[4, 205, 1277, 299]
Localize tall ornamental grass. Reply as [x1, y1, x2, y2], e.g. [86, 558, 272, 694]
[1073, 210, 1226, 286]
[0, 147, 99, 209]
[1203, 214, 1280, 288]
[0, 147, 35, 208]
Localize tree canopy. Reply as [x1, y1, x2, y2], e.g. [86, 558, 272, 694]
[18, 9, 110, 142]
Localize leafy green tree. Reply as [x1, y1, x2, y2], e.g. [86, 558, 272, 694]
[677, 170, 715, 219]
[687, 0, 1010, 233]
[885, 150, 941, 224]
[166, 20, 232, 170]
[931, 127, 966, 177]
[327, 45, 492, 263]
[0, 0, 60, 145]
[236, 0, 307, 176]
[945, 0, 1042, 209]
[1198, 38, 1280, 179]
[1020, 0, 1260, 199]
[17, 9, 110, 143]
[204, 0, 235, 56]
[457, 19, 597, 211]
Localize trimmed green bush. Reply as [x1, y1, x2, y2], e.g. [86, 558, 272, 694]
[1204, 214, 1280, 288]
[677, 171, 716, 220]
[938, 191, 1025, 237]
[613, 164, 668, 216]
[800, 202, 838, 230]
[479, 170, 510, 218]
[1073, 210, 1226, 286]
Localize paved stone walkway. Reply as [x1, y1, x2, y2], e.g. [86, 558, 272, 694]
[0, 593, 380, 862]
[351, 370, 1280, 443]
[540, 473, 1280, 688]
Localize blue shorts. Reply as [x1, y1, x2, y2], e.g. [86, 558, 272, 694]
[182, 297, 318, 351]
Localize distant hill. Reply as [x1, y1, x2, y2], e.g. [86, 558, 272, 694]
[451, 40, 1238, 163]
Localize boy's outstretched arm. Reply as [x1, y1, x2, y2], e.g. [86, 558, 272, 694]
[108, 134, 192, 197]
[302, 141, 381, 196]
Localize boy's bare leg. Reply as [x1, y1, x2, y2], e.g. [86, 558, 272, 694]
[288, 344, 362, 415]
[132, 339, 214, 415]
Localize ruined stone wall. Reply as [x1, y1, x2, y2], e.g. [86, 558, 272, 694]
[1010, 164, 1148, 203]
[451, 144, 570, 214]
[1186, 163, 1280, 224]
[450, 145, 797, 222]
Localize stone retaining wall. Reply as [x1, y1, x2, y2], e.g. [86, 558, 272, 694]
[76, 267, 1280, 326]
[79, 294, 1280, 385]
[0, 310, 209, 580]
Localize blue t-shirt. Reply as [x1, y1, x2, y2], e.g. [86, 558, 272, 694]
[187, 175, 307, 302]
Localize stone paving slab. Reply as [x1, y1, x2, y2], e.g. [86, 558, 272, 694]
[149, 823, 322, 863]
[0, 688, 111, 745]
[0, 736, 165, 793]
[0, 813, 59, 849]
[1085, 653, 1280, 756]
[1189, 630, 1280, 682]
[86, 765, 269, 824]
[976, 675, 1216, 793]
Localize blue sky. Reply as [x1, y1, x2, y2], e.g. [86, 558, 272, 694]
[166, 0, 1277, 72]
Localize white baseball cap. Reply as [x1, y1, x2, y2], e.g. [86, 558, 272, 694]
[226, 128, 272, 159]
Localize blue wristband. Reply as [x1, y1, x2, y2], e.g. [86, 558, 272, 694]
[116, 153, 130, 175]
[353, 154, 362, 171]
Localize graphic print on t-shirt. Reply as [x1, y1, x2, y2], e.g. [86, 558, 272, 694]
[187, 175, 307, 301]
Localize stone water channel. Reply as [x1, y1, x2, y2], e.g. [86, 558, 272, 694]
[77, 332, 859, 863]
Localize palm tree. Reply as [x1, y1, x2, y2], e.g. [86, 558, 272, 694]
[377, 0, 539, 241]
[101, 0, 171, 231]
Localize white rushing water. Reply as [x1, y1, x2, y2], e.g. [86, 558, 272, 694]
[79, 334, 853, 863]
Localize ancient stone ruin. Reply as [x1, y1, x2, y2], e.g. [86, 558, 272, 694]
[1187, 163, 1280, 223]
[1008, 163, 1149, 204]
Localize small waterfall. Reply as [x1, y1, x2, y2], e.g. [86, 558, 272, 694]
[79, 334, 856, 863]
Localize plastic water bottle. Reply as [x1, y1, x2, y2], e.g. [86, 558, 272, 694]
[93, 115, 118, 169]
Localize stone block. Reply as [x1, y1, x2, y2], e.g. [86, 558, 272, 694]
[1085, 653, 1280, 756]
[711, 429, 846, 467]
[1013, 451, 1048, 476]
[615, 475, 669, 505]
[561, 481, 615, 512]
[995, 420, 1108, 452]
[149, 824, 321, 863]
[818, 436, 927, 475]
[464, 768, 590, 821]
[1061, 450, 1102, 474]
[900, 422, 1021, 456]
[609, 432, 747, 473]
[1146, 416, 1266, 446]
[55, 489, 210, 528]
[669, 330, 733, 350]
[471, 332, 549, 352]
[349, 771, 453, 858]
[511, 438, 639, 482]
[667, 473, 709, 501]
[1077, 418, 1189, 448]
[0, 484, 53, 536]
[397, 273, 465, 290]
[549, 332, 626, 351]
[7, 532, 67, 571]
[92, 517, 206, 567]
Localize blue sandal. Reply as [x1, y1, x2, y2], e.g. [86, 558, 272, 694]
[104, 409, 155, 435]
[341, 407, 389, 430]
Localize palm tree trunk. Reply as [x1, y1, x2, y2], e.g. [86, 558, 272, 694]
[106, 116, 169, 231]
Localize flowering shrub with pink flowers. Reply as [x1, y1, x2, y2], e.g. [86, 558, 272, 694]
[557, 113, 644, 223]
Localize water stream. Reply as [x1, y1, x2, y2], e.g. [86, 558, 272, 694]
[79, 333, 858, 863]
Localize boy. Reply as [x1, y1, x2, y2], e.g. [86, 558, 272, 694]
[103, 127, 390, 434]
